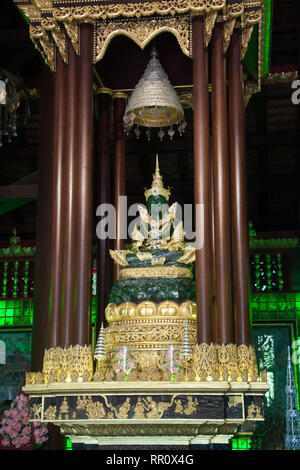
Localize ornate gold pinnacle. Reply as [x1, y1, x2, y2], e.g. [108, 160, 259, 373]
[144, 154, 171, 201]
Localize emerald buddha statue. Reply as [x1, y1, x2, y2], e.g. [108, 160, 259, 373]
[105, 155, 197, 352]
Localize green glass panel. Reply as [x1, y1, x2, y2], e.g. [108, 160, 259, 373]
[91, 296, 97, 325]
[65, 438, 72, 450]
[269, 303, 277, 312]
[231, 439, 238, 450]
[0, 300, 6, 308]
[7, 300, 14, 307]
[6, 308, 14, 317]
[238, 439, 247, 450]
[278, 302, 287, 312]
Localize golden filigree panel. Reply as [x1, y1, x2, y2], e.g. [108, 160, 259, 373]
[25, 341, 267, 385]
[95, 16, 191, 62]
[15, 0, 262, 72]
[119, 266, 192, 279]
[105, 300, 197, 322]
[105, 318, 197, 349]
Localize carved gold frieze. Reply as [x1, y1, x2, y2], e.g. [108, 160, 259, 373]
[244, 80, 259, 106]
[76, 395, 176, 420]
[262, 71, 299, 85]
[15, 0, 262, 74]
[105, 317, 197, 349]
[29, 24, 56, 71]
[50, 1, 228, 22]
[41, 344, 94, 383]
[41, 18, 68, 63]
[246, 402, 263, 419]
[105, 300, 197, 322]
[25, 341, 266, 385]
[59, 421, 239, 438]
[119, 266, 192, 279]
[95, 16, 191, 62]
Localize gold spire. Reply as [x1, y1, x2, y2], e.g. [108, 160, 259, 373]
[144, 154, 171, 201]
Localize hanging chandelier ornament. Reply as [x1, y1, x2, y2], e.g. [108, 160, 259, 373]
[0, 69, 28, 147]
[123, 46, 186, 141]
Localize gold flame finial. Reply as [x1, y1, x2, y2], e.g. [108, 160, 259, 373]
[155, 153, 160, 177]
[144, 154, 171, 201]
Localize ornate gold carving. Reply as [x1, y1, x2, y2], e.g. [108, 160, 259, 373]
[244, 80, 259, 106]
[59, 397, 70, 420]
[179, 91, 194, 110]
[241, 24, 254, 58]
[16, 1, 262, 78]
[29, 24, 56, 71]
[51, 1, 226, 23]
[109, 249, 130, 267]
[59, 421, 238, 438]
[262, 71, 299, 85]
[151, 256, 166, 266]
[191, 342, 261, 382]
[105, 300, 197, 323]
[43, 405, 57, 421]
[228, 395, 243, 408]
[136, 252, 153, 262]
[223, 17, 236, 52]
[50, 24, 68, 64]
[75, 395, 173, 420]
[192, 342, 219, 381]
[77, 396, 108, 419]
[247, 402, 263, 419]
[133, 397, 146, 419]
[204, 11, 218, 47]
[174, 396, 198, 415]
[119, 266, 191, 279]
[28, 341, 263, 386]
[42, 345, 94, 384]
[95, 16, 191, 63]
[176, 246, 196, 264]
[143, 396, 172, 418]
[63, 20, 80, 54]
[105, 319, 197, 349]
[31, 403, 42, 420]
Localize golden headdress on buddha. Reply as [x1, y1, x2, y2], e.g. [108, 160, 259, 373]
[144, 154, 171, 202]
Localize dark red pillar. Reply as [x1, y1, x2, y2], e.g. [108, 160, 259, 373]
[192, 16, 213, 344]
[97, 88, 112, 330]
[48, 52, 67, 348]
[31, 61, 54, 370]
[211, 22, 234, 344]
[73, 23, 94, 346]
[228, 29, 251, 346]
[61, 41, 78, 347]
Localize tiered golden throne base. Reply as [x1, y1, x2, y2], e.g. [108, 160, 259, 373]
[23, 343, 268, 449]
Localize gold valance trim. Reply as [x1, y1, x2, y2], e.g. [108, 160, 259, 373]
[119, 266, 192, 279]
